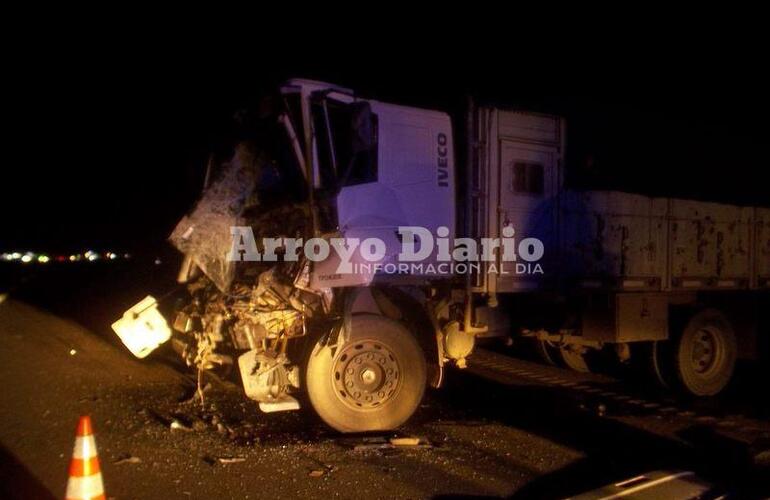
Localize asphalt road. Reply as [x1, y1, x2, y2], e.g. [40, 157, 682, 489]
[0, 263, 768, 498]
[0, 298, 588, 499]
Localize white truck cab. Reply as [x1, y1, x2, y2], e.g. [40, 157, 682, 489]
[280, 79, 455, 280]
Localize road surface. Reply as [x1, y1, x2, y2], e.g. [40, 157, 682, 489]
[0, 297, 768, 498]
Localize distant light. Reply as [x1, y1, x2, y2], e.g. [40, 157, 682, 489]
[0, 250, 131, 264]
[154, 257, 162, 265]
[69, 349, 77, 356]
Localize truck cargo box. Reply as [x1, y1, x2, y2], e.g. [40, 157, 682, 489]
[560, 190, 667, 289]
[470, 106, 769, 294]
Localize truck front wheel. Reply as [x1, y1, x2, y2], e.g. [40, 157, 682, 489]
[305, 314, 426, 433]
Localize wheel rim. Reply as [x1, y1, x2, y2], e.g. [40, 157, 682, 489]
[690, 326, 722, 375]
[332, 340, 402, 410]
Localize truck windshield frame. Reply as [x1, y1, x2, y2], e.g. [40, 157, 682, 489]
[311, 94, 378, 192]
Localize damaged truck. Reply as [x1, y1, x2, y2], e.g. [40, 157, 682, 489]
[113, 79, 770, 432]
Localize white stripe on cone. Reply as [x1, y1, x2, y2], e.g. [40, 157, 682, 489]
[72, 435, 97, 459]
[65, 472, 104, 498]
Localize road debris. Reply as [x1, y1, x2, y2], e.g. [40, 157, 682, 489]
[191, 418, 208, 432]
[203, 455, 247, 466]
[113, 455, 142, 465]
[390, 437, 421, 446]
[178, 382, 212, 405]
[308, 469, 325, 478]
[341, 435, 432, 452]
[170, 419, 193, 432]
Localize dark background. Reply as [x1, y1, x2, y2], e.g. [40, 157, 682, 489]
[3, 36, 768, 257]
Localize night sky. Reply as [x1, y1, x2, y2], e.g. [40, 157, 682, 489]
[3, 39, 768, 256]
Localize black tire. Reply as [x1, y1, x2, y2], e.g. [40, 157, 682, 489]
[305, 314, 426, 433]
[650, 340, 673, 390]
[673, 309, 737, 396]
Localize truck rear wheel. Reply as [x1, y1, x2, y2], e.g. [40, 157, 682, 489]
[305, 314, 426, 433]
[674, 309, 737, 396]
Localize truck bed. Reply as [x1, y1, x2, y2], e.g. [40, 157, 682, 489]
[471, 107, 770, 293]
[560, 190, 770, 291]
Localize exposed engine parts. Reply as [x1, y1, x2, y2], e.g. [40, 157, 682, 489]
[238, 349, 300, 412]
[171, 261, 325, 409]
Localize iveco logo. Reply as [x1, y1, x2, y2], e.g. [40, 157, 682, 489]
[437, 133, 449, 187]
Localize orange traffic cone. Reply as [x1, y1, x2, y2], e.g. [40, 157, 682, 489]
[65, 416, 105, 500]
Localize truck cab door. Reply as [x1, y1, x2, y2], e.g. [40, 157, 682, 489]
[490, 111, 564, 292]
[335, 101, 456, 278]
[497, 141, 559, 289]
